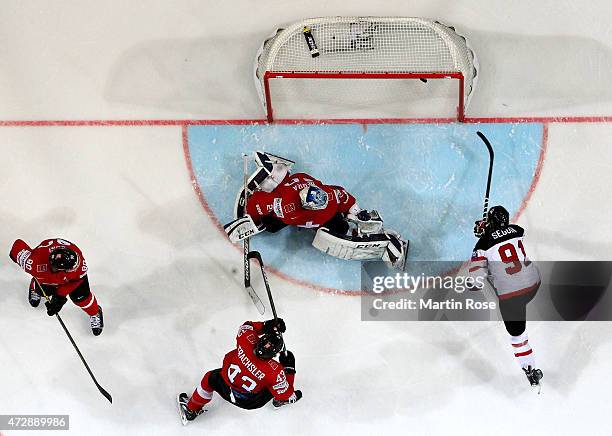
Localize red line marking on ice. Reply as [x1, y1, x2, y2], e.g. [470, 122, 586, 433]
[181, 125, 227, 236]
[512, 122, 549, 222]
[0, 115, 611, 127]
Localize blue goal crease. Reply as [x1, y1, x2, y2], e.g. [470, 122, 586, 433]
[187, 122, 543, 292]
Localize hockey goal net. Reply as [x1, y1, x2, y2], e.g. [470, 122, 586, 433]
[255, 17, 478, 122]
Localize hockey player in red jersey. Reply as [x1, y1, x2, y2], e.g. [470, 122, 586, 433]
[176, 318, 301, 425]
[469, 206, 543, 390]
[9, 238, 104, 336]
[247, 172, 358, 234]
[224, 151, 409, 270]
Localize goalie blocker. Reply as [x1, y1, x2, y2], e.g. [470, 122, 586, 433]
[313, 227, 409, 270]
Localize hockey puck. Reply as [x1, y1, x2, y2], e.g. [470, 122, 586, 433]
[231, 268, 238, 275]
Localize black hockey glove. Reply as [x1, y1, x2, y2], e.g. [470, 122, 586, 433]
[357, 210, 372, 221]
[279, 350, 296, 374]
[45, 295, 68, 316]
[474, 220, 486, 237]
[261, 216, 287, 233]
[263, 318, 286, 334]
[291, 390, 303, 403]
[272, 390, 302, 408]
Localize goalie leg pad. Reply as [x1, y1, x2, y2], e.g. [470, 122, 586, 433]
[312, 227, 390, 261]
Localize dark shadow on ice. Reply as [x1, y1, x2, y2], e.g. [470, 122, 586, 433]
[105, 31, 612, 117]
[104, 34, 263, 116]
[468, 31, 612, 114]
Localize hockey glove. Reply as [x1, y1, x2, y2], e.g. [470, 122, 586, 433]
[357, 210, 372, 221]
[45, 295, 68, 316]
[474, 220, 487, 237]
[272, 390, 302, 408]
[279, 350, 296, 374]
[261, 215, 287, 233]
[263, 318, 286, 334]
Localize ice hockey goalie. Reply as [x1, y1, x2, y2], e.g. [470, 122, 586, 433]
[224, 151, 409, 270]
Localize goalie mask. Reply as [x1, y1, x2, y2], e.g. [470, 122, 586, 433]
[299, 185, 329, 211]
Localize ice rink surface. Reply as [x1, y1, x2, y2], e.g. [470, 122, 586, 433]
[1, 1, 612, 435]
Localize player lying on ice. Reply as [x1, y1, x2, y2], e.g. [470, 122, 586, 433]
[469, 206, 543, 391]
[224, 151, 409, 270]
[9, 238, 104, 336]
[177, 318, 301, 425]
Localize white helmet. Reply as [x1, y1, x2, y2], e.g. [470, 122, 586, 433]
[299, 185, 329, 210]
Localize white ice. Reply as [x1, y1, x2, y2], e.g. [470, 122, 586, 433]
[1, 1, 611, 435]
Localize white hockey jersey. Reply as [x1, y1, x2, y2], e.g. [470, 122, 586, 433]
[469, 224, 540, 299]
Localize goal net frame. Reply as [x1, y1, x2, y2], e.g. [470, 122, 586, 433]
[255, 17, 477, 123]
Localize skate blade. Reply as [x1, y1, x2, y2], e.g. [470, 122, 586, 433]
[532, 382, 542, 395]
[176, 394, 188, 426]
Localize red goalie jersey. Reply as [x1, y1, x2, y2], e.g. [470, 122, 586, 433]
[9, 238, 88, 296]
[246, 172, 357, 229]
[221, 322, 296, 401]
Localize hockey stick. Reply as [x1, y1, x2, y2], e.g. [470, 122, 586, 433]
[33, 277, 112, 403]
[476, 131, 495, 222]
[247, 250, 287, 351]
[242, 154, 265, 315]
[247, 251, 278, 319]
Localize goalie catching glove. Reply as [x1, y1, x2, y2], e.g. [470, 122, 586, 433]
[347, 209, 384, 235]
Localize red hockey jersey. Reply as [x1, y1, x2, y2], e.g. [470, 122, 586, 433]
[220, 322, 295, 401]
[246, 172, 356, 229]
[9, 238, 88, 297]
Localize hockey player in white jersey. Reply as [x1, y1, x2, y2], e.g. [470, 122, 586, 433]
[469, 206, 543, 390]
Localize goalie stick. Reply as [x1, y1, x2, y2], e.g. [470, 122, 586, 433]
[242, 154, 265, 315]
[477, 131, 495, 222]
[33, 277, 112, 403]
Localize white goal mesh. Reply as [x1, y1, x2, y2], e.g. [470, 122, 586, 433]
[255, 17, 478, 121]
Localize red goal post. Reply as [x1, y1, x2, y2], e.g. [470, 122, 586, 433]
[262, 71, 466, 122]
[255, 17, 477, 122]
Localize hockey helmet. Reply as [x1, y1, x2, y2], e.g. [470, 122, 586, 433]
[255, 332, 284, 360]
[299, 185, 328, 211]
[487, 206, 510, 230]
[49, 247, 78, 272]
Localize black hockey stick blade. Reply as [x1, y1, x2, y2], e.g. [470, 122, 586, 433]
[55, 314, 113, 403]
[34, 279, 112, 403]
[476, 130, 492, 148]
[476, 131, 495, 221]
[247, 250, 264, 265]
